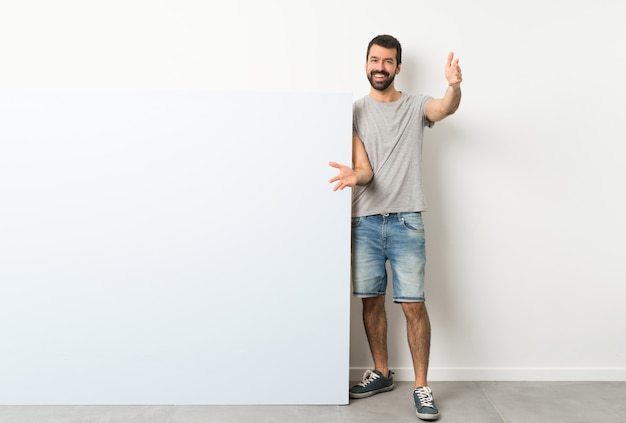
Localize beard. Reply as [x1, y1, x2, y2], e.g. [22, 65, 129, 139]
[367, 71, 396, 91]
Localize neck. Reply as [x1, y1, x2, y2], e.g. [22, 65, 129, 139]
[369, 86, 402, 103]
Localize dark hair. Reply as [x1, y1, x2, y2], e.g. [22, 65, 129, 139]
[367, 34, 402, 65]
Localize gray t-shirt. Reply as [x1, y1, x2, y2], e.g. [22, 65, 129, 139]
[352, 93, 434, 217]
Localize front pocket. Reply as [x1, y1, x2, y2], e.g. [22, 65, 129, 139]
[399, 213, 424, 232]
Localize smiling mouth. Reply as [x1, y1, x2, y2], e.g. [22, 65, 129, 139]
[371, 72, 389, 82]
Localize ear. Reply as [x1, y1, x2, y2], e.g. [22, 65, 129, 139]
[395, 63, 401, 75]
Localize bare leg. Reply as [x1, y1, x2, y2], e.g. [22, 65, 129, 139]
[401, 302, 431, 388]
[362, 296, 389, 376]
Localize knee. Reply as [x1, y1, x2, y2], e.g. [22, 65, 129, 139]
[362, 296, 386, 312]
[401, 301, 427, 319]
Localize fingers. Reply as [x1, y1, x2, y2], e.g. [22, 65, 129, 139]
[446, 51, 454, 67]
[446, 52, 460, 71]
[332, 181, 348, 191]
[329, 161, 348, 170]
[446, 52, 462, 86]
[328, 163, 344, 190]
[449, 74, 463, 87]
[453, 61, 462, 81]
[330, 175, 350, 190]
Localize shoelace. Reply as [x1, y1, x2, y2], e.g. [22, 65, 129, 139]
[415, 387, 435, 408]
[357, 370, 380, 387]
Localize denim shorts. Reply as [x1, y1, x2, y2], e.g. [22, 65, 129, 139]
[351, 212, 426, 302]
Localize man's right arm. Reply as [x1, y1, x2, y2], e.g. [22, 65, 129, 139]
[351, 135, 373, 185]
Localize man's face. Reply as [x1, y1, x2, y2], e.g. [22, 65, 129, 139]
[366, 45, 401, 91]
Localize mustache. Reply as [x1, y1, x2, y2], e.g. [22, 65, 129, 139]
[370, 70, 390, 77]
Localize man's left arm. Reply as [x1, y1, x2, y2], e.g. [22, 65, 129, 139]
[425, 52, 463, 122]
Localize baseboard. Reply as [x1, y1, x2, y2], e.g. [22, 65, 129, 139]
[350, 367, 626, 382]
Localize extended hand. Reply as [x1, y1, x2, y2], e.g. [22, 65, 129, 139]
[445, 52, 462, 87]
[328, 161, 357, 191]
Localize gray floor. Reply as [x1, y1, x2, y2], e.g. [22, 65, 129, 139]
[1, 381, 625, 422]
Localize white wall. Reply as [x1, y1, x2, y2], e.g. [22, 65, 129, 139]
[1, 0, 624, 387]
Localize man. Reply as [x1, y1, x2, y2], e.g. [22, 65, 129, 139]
[329, 34, 462, 421]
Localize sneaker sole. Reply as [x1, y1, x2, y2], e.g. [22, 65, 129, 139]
[349, 383, 394, 399]
[416, 409, 440, 421]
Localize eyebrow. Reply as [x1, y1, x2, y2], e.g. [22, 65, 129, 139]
[369, 55, 395, 62]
